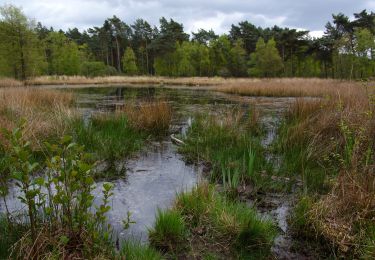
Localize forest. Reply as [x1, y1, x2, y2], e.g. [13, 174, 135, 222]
[0, 5, 374, 80]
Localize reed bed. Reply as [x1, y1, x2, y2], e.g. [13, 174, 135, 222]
[216, 78, 366, 97]
[0, 87, 76, 145]
[0, 78, 24, 88]
[26, 75, 236, 86]
[118, 99, 172, 135]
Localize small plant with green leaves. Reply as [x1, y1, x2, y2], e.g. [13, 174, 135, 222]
[4, 122, 40, 241]
[2, 124, 117, 259]
[122, 211, 136, 230]
[0, 149, 11, 223]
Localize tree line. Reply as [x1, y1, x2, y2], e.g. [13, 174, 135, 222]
[0, 4, 374, 80]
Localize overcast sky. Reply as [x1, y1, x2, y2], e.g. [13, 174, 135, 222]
[3, 0, 374, 37]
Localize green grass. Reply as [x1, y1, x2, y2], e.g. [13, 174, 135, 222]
[150, 184, 277, 258]
[0, 214, 27, 259]
[273, 118, 332, 194]
[120, 241, 164, 260]
[71, 115, 148, 177]
[148, 209, 188, 253]
[179, 114, 270, 193]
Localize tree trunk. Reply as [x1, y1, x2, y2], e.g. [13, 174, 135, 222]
[18, 28, 26, 80]
[115, 37, 121, 72]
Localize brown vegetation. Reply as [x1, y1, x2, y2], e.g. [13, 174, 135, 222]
[117, 99, 172, 134]
[215, 78, 366, 97]
[0, 87, 76, 145]
[26, 75, 233, 86]
[0, 78, 24, 88]
[284, 82, 375, 256]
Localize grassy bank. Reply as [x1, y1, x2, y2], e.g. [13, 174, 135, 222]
[275, 82, 375, 257]
[148, 183, 276, 259]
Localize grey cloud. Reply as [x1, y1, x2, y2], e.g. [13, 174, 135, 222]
[5, 0, 372, 34]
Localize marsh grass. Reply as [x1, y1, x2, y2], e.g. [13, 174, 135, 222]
[216, 78, 364, 97]
[26, 75, 234, 86]
[154, 183, 277, 258]
[278, 82, 375, 257]
[179, 111, 269, 193]
[72, 114, 147, 176]
[120, 241, 163, 260]
[0, 87, 76, 146]
[148, 209, 188, 253]
[119, 99, 172, 136]
[0, 77, 23, 88]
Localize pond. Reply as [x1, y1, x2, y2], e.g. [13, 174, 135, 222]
[0, 85, 297, 250]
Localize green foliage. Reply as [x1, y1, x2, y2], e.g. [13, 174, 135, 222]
[249, 38, 283, 77]
[80, 61, 116, 77]
[3, 122, 40, 240]
[45, 31, 84, 75]
[229, 39, 248, 76]
[0, 5, 46, 79]
[1, 4, 375, 80]
[1, 123, 116, 258]
[209, 35, 232, 76]
[148, 209, 188, 252]
[122, 47, 138, 75]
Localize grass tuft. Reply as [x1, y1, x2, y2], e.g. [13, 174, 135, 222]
[166, 183, 277, 258]
[148, 209, 188, 253]
[119, 99, 172, 136]
[120, 241, 163, 260]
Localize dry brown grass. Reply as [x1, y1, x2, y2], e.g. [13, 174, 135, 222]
[117, 99, 172, 134]
[26, 75, 235, 86]
[216, 78, 365, 97]
[0, 78, 24, 88]
[0, 87, 76, 145]
[284, 82, 375, 256]
[309, 169, 375, 254]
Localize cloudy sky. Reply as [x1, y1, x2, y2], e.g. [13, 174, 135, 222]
[3, 0, 374, 37]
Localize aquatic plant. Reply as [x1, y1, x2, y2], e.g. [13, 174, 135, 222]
[180, 112, 267, 192]
[72, 114, 146, 176]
